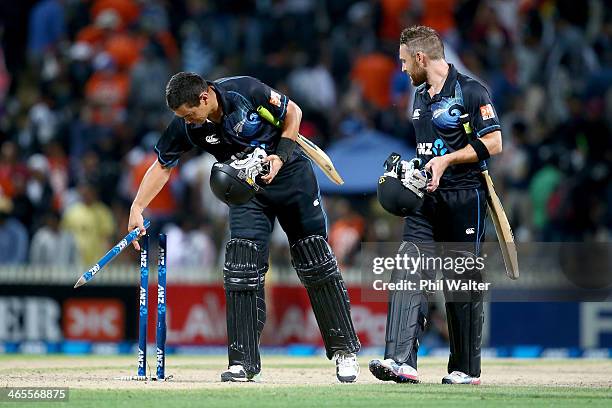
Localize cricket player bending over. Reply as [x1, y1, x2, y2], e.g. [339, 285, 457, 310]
[370, 25, 502, 385]
[128, 73, 361, 382]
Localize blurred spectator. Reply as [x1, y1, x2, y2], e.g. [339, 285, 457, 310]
[378, 0, 411, 42]
[25, 94, 60, 152]
[61, 184, 114, 265]
[27, 0, 66, 61]
[0, 28, 10, 108]
[329, 199, 365, 268]
[30, 211, 78, 265]
[9, 171, 35, 233]
[25, 154, 54, 223]
[0, 141, 28, 198]
[91, 0, 140, 30]
[288, 50, 337, 116]
[84, 53, 129, 125]
[128, 43, 171, 129]
[76, 9, 121, 52]
[44, 141, 69, 210]
[421, 0, 457, 40]
[351, 51, 396, 109]
[165, 217, 216, 270]
[0, 196, 28, 264]
[529, 151, 563, 239]
[104, 32, 143, 71]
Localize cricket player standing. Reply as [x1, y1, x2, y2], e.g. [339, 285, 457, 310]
[128, 73, 360, 382]
[369, 26, 503, 384]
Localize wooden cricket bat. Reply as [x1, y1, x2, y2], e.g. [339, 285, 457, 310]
[256, 106, 344, 185]
[482, 170, 519, 280]
[295, 135, 344, 185]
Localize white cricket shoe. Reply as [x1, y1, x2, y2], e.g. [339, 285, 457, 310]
[442, 371, 481, 385]
[333, 351, 360, 383]
[369, 358, 419, 383]
[220, 365, 261, 382]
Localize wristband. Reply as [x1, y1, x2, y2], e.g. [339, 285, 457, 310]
[468, 138, 490, 161]
[275, 137, 297, 163]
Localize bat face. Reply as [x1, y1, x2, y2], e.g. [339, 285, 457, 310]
[483, 172, 519, 280]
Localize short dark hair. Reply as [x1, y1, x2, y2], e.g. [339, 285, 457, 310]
[165, 72, 208, 110]
[400, 25, 445, 60]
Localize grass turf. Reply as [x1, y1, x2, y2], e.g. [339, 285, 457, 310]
[0, 355, 610, 407]
[1, 385, 611, 408]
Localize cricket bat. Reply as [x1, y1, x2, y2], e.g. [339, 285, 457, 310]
[482, 170, 520, 280]
[256, 106, 344, 185]
[459, 113, 518, 280]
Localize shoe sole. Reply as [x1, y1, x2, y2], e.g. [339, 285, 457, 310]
[369, 361, 418, 384]
[337, 364, 360, 383]
[221, 373, 248, 382]
[442, 378, 481, 385]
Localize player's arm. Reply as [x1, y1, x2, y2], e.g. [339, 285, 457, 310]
[262, 100, 301, 183]
[439, 130, 502, 165]
[246, 77, 301, 183]
[128, 116, 195, 248]
[128, 160, 173, 250]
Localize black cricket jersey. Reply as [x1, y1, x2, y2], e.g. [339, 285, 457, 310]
[411, 64, 501, 190]
[155, 76, 291, 168]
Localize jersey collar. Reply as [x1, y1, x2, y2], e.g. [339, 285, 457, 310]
[207, 80, 227, 122]
[421, 63, 458, 103]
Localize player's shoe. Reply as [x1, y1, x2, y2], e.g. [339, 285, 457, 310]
[442, 371, 481, 385]
[333, 351, 360, 383]
[369, 359, 419, 383]
[220, 365, 261, 382]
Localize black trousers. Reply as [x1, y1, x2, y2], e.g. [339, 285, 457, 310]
[229, 153, 327, 252]
[403, 188, 487, 249]
[397, 187, 487, 377]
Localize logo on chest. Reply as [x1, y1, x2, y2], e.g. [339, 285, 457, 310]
[227, 111, 262, 138]
[417, 138, 448, 156]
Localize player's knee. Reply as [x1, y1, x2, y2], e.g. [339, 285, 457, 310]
[290, 235, 339, 287]
[223, 238, 267, 291]
[444, 249, 482, 279]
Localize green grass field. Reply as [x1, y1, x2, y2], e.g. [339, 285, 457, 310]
[0, 355, 610, 407]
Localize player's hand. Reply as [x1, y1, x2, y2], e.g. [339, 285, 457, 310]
[424, 156, 450, 192]
[261, 155, 283, 184]
[128, 206, 146, 250]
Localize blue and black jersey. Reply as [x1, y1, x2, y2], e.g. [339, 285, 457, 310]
[411, 64, 501, 190]
[155, 76, 290, 168]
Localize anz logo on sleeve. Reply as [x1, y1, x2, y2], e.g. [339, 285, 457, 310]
[417, 138, 448, 156]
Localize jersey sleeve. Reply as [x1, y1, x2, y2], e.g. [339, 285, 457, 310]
[464, 81, 501, 138]
[246, 77, 290, 122]
[154, 116, 194, 168]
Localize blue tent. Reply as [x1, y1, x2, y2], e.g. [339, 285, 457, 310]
[312, 130, 415, 194]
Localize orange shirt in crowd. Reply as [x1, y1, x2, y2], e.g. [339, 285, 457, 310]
[421, 0, 456, 35]
[379, 0, 411, 41]
[329, 216, 365, 268]
[131, 153, 177, 216]
[91, 0, 140, 29]
[84, 71, 130, 125]
[351, 53, 397, 108]
[76, 25, 107, 49]
[104, 33, 144, 69]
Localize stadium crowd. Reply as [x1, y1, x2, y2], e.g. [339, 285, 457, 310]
[0, 0, 610, 268]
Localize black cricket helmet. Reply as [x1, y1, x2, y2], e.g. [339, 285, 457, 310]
[377, 174, 423, 217]
[210, 161, 260, 205]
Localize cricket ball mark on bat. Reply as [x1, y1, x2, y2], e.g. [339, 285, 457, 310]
[256, 106, 344, 185]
